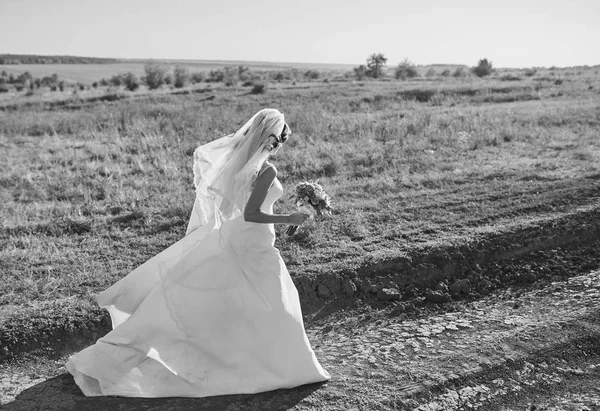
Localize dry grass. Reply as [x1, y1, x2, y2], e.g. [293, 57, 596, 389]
[1, 69, 600, 306]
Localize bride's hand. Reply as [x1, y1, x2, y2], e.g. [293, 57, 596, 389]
[288, 212, 310, 226]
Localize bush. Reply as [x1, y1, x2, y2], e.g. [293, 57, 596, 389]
[237, 66, 251, 82]
[472, 58, 493, 77]
[223, 67, 238, 86]
[207, 69, 224, 83]
[123, 72, 140, 91]
[441, 69, 451, 77]
[425, 68, 437, 77]
[173, 65, 189, 88]
[251, 83, 266, 94]
[143, 62, 166, 90]
[0, 84, 9, 93]
[109, 74, 123, 87]
[304, 70, 320, 80]
[453, 67, 467, 78]
[395, 59, 419, 80]
[524, 68, 537, 77]
[190, 71, 206, 83]
[500, 74, 521, 81]
[353, 65, 368, 80]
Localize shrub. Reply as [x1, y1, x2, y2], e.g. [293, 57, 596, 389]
[251, 83, 266, 94]
[453, 67, 467, 78]
[0, 84, 9, 93]
[441, 69, 451, 77]
[123, 72, 140, 91]
[143, 62, 166, 90]
[223, 67, 239, 86]
[92, 82, 98, 88]
[173, 65, 189, 88]
[472, 58, 493, 77]
[304, 70, 320, 80]
[99, 78, 109, 87]
[500, 74, 521, 81]
[164, 74, 172, 85]
[425, 68, 437, 77]
[237, 66, 250, 82]
[207, 69, 224, 83]
[109, 74, 123, 87]
[190, 71, 206, 83]
[58, 81, 65, 91]
[524, 68, 537, 77]
[395, 59, 419, 80]
[353, 65, 368, 80]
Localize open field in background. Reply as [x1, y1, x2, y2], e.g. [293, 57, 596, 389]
[0, 59, 356, 85]
[1, 66, 600, 309]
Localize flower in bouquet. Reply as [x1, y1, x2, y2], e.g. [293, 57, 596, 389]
[286, 181, 333, 236]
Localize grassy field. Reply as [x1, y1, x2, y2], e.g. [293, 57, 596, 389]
[1, 68, 600, 308]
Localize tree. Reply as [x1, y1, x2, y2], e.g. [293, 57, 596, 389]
[143, 62, 166, 90]
[472, 58, 493, 77]
[395, 59, 419, 80]
[173, 65, 189, 88]
[366, 53, 387, 78]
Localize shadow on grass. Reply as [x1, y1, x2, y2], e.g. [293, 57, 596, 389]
[4, 373, 326, 411]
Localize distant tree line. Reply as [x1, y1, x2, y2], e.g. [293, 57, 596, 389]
[352, 54, 495, 80]
[93, 62, 327, 92]
[0, 54, 119, 65]
[0, 70, 66, 93]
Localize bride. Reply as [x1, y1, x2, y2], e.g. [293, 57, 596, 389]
[65, 108, 331, 397]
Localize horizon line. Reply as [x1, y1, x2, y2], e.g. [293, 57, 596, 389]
[1, 53, 599, 70]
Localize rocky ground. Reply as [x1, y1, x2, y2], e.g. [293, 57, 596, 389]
[2, 241, 600, 410]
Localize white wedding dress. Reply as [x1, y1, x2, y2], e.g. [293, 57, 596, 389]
[65, 177, 330, 397]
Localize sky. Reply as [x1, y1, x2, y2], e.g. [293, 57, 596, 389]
[1, 0, 599, 68]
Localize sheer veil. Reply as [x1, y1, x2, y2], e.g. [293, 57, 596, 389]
[95, 109, 286, 328]
[186, 108, 286, 234]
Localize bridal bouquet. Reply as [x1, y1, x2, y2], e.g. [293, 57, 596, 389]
[286, 181, 333, 236]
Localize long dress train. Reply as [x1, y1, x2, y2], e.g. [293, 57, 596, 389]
[65, 177, 330, 397]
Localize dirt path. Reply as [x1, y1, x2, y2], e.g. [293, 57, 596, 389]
[2, 269, 599, 410]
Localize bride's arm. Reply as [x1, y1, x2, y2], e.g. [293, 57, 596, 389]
[244, 165, 309, 225]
